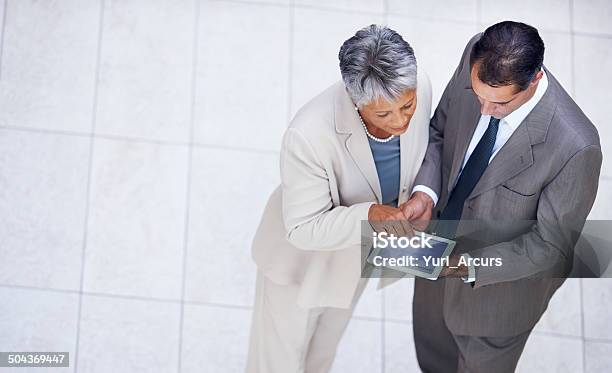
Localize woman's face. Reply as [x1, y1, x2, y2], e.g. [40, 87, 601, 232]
[358, 89, 417, 138]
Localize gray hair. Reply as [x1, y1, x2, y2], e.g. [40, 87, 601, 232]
[338, 25, 417, 108]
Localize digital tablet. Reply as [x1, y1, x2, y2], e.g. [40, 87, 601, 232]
[366, 231, 456, 280]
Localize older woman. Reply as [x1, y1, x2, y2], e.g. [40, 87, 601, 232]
[246, 25, 432, 373]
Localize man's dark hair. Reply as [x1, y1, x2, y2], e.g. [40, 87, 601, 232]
[470, 21, 545, 91]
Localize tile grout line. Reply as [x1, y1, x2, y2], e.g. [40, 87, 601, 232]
[385, 317, 411, 325]
[214, 0, 497, 27]
[573, 30, 612, 40]
[580, 278, 587, 373]
[177, 0, 201, 372]
[216, 0, 385, 17]
[585, 337, 612, 345]
[210, 0, 289, 10]
[0, 0, 6, 81]
[532, 329, 585, 341]
[0, 282, 260, 308]
[193, 142, 279, 155]
[73, 0, 106, 372]
[569, 1, 586, 372]
[569, 0, 577, 98]
[285, 0, 294, 125]
[381, 288, 386, 373]
[0, 124, 281, 156]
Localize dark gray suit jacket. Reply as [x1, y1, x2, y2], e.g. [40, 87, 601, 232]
[414, 34, 602, 336]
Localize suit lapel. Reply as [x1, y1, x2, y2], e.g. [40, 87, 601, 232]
[334, 82, 383, 203]
[397, 124, 415, 205]
[447, 90, 482, 194]
[468, 124, 533, 199]
[345, 134, 382, 203]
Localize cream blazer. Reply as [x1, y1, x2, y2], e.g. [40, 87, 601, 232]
[252, 70, 432, 309]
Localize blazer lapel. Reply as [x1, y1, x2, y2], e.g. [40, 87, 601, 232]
[345, 134, 382, 203]
[447, 89, 482, 194]
[468, 124, 533, 199]
[398, 133, 409, 203]
[398, 101, 426, 204]
[334, 82, 383, 203]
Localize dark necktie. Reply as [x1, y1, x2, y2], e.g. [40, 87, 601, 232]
[437, 116, 500, 237]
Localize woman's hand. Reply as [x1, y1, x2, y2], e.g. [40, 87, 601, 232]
[368, 204, 414, 237]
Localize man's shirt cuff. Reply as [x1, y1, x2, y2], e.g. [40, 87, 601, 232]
[411, 185, 439, 206]
[460, 253, 476, 283]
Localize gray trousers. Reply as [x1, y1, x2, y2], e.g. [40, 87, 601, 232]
[413, 278, 531, 373]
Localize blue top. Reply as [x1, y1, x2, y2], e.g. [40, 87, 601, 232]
[367, 136, 401, 207]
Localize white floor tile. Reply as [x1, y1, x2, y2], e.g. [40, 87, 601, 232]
[180, 304, 252, 373]
[582, 278, 612, 340]
[534, 279, 582, 337]
[383, 277, 414, 322]
[388, 0, 477, 23]
[353, 279, 383, 319]
[330, 318, 382, 373]
[95, 0, 196, 142]
[194, 1, 290, 152]
[0, 0, 99, 133]
[573, 0, 612, 36]
[585, 340, 612, 372]
[76, 295, 181, 373]
[480, 0, 571, 32]
[384, 321, 419, 373]
[296, 0, 384, 14]
[588, 179, 612, 220]
[574, 35, 612, 178]
[0, 287, 79, 363]
[539, 30, 573, 94]
[516, 333, 583, 372]
[84, 138, 188, 299]
[185, 147, 279, 306]
[0, 130, 89, 290]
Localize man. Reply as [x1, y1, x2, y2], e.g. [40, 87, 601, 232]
[401, 21, 602, 372]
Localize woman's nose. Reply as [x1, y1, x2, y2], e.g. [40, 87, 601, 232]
[396, 112, 410, 125]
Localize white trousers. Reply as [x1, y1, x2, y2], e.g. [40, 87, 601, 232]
[246, 271, 368, 373]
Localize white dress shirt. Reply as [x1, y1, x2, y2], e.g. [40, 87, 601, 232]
[412, 71, 549, 282]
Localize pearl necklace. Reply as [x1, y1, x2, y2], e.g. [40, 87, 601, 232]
[354, 106, 395, 143]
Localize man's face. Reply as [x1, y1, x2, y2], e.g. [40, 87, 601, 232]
[470, 62, 542, 119]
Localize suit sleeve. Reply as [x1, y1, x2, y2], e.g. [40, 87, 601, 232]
[280, 127, 374, 251]
[468, 145, 603, 288]
[413, 34, 481, 197]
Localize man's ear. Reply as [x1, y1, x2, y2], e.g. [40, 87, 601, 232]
[531, 70, 544, 86]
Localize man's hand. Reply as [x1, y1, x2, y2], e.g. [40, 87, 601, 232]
[439, 255, 468, 278]
[368, 204, 414, 237]
[399, 191, 434, 231]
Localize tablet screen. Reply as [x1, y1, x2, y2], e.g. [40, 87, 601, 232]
[366, 231, 456, 279]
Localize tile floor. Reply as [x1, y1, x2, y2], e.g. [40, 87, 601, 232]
[1, 0, 611, 372]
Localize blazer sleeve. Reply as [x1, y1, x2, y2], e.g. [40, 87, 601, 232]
[413, 34, 481, 197]
[280, 127, 375, 251]
[468, 144, 603, 287]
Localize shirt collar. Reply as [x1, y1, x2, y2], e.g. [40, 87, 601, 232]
[501, 70, 549, 130]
